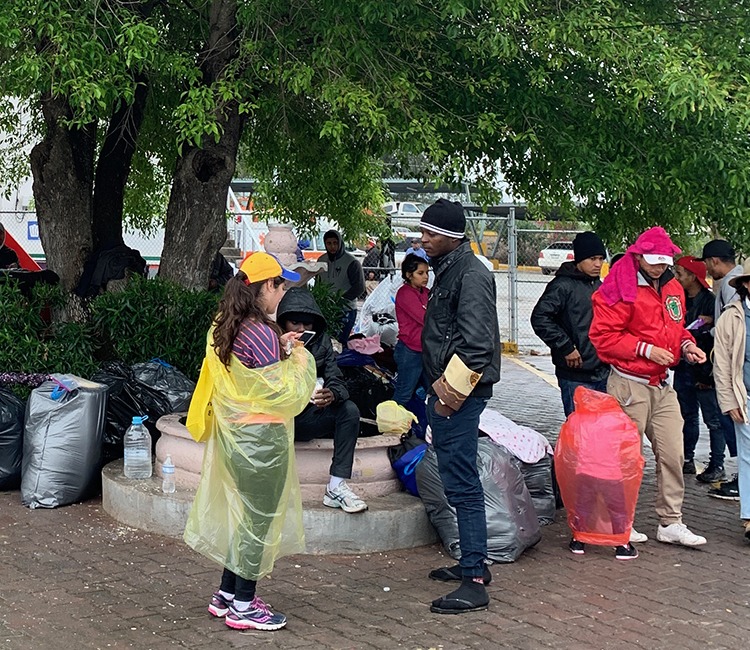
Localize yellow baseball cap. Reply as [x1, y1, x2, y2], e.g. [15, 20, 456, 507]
[239, 252, 300, 283]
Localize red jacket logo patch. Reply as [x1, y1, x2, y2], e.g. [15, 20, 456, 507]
[665, 295, 683, 322]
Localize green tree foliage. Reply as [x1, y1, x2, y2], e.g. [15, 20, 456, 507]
[1, 0, 750, 290]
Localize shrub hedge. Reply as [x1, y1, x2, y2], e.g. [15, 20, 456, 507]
[0, 275, 348, 392]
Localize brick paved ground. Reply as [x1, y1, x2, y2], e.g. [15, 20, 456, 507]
[1, 355, 748, 650]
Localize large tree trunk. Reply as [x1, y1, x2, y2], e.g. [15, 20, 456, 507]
[159, 0, 244, 289]
[30, 92, 96, 293]
[92, 75, 149, 252]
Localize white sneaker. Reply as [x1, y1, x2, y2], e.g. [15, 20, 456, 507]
[656, 523, 706, 547]
[323, 481, 368, 513]
[629, 528, 648, 543]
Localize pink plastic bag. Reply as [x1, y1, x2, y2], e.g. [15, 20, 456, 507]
[554, 387, 644, 546]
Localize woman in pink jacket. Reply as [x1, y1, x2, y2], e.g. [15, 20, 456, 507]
[394, 253, 430, 405]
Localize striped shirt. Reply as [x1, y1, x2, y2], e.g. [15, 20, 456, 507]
[232, 320, 280, 369]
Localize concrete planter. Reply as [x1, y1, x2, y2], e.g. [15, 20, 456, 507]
[102, 413, 437, 553]
[153, 414, 402, 501]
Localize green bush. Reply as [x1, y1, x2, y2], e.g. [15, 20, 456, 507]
[90, 276, 220, 380]
[0, 280, 97, 380]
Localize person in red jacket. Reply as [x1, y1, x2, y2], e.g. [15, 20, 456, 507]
[590, 227, 708, 547]
[394, 253, 430, 405]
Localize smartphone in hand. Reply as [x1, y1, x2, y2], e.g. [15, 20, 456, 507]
[298, 330, 316, 346]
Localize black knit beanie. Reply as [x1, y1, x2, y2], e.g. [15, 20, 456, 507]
[573, 231, 606, 263]
[419, 199, 466, 239]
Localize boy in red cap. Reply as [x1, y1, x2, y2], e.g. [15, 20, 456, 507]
[590, 227, 708, 547]
[673, 256, 730, 480]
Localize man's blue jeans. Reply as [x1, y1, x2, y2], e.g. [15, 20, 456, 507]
[427, 394, 489, 578]
[558, 377, 608, 418]
[674, 368, 728, 466]
[393, 341, 425, 406]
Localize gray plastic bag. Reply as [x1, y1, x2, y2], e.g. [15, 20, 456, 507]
[416, 438, 541, 563]
[21, 375, 107, 509]
[515, 453, 556, 526]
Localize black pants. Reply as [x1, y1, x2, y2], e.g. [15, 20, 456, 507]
[220, 568, 256, 601]
[294, 400, 360, 478]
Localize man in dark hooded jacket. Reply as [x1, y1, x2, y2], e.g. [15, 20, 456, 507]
[531, 232, 609, 416]
[318, 229, 365, 344]
[277, 287, 368, 513]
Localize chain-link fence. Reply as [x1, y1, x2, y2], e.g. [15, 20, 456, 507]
[355, 211, 583, 352]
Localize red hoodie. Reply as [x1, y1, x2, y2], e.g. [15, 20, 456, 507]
[590, 271, 694, 385]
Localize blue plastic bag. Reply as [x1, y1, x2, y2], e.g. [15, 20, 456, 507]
[392, 443, 428, 496]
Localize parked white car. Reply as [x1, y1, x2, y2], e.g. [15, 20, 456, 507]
[383, 201, 427, 219]
[537, 241, 574, 275]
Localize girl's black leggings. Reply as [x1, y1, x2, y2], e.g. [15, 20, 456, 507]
[220, 568, 257, 601]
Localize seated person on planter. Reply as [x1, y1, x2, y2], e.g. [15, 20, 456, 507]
[277, 287, 368, 513]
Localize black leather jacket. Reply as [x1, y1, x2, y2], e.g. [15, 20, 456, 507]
[421, 241, 501, 398]
[530, 261, 608, 382]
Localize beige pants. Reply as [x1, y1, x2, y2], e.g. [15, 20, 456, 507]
[607, 372, 685, 525]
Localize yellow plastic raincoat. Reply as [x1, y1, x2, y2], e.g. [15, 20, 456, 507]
[184, 331, 316, 580]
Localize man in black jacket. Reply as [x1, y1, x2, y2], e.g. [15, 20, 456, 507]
[277, 287, 367, 513]
[419, 199, 501, 616]
[531, 231, 609, 416]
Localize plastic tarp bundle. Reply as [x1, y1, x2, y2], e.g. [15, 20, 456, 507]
[416, 439, 541, 563]
[515, 454, 556, 526]
[0, 388, 25, 490]
[21, 375, 107, 508]
[131, 359, 195, 413]
[554, 387, 644, 546]
[184, 340, 316, 581]
[477, 408, 556, 525]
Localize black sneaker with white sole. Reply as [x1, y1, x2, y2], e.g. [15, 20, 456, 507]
[615, 543, 638, 560]
[708, 477, 739, 500]
[569, 539, 585, 555]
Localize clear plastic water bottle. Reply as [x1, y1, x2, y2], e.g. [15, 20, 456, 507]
[311, 377, 325, 404]
[123, 415, 152, 479]
[161, 455, 176, 494]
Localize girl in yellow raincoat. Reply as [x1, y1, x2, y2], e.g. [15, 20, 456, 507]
[184, 252, 316, 632]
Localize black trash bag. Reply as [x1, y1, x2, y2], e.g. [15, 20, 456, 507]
[131, 359, 195, 414]
[0, 388, 25, 490]
[415, 439, 541, 563]
[22, 376, 107, 508]
[91, 361, 163, 463]
[514, 453, 556, 525]
[338, 364, 394, 436]
[387, 430, 425, 465]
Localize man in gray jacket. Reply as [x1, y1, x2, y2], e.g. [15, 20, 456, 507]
[318, 230, 365, 344]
